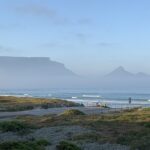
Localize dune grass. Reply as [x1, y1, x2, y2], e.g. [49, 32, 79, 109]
[0, 96, 82, 112]
[0, 121, 36, 135]
[56, 141, 81, 150]
[0, 139, 50, 150]
[59, 109, 85, 117]
[17, 108, 150, 150]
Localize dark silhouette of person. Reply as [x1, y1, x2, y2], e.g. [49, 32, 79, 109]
[129, 97, 132, 104]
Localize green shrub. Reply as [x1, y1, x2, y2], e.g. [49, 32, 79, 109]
[117, 130, 150, 150]
[6, 105, 34, 112]
[72, 133, 102, 142]
[60, 109, 85, 117]
[56, 141, 81, 150]
[144, 122, 150, 128]
[0, 121, 34, 134]
[41, 103, 49, 109]
[0, 139, 50, 150]
[36, 139, 50, 146]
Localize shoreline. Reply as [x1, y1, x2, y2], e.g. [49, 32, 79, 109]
[0, 94, 150, 107]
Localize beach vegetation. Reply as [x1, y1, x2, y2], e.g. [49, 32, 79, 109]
[0, 96, 82, 112]
[0, 139, 50, 150]
[56, 141, 81, 150]
[60, 109, 85, 117]
[18, 108, 150, 149]
[0, 121, 35, 134]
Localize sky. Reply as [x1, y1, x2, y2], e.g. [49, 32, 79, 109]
[0, 0, 150, 76]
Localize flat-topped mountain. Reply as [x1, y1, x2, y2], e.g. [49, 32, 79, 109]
[0, 56, 76, 88]
[0, 56, 75, 76]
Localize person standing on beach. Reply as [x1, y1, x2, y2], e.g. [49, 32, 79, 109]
[129, 97, 132, 104]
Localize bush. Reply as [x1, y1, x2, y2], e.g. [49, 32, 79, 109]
[56, 141, 81, 150]
[144, 122, 150, 128]
[60, 109, 85, 117]
[41, 103, 49, 109]
[0, 139, 50, 150]
[6, 105, 34, 112]
[117, 130, 150, 150]
[72, 132, 101, 142]
[0, 121, 34, 134]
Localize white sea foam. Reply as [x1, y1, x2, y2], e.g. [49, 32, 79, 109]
[48, 94, 52, 97]
[82, 95, 101, 98]
[72, 97, 77, 99]
[0, 94, 11, 97]
[0, 94, 32, 97]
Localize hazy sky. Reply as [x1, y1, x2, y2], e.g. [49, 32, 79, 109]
[0, 0, 150, 76]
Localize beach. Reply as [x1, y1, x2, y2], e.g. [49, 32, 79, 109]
[0, 96, 149, 150]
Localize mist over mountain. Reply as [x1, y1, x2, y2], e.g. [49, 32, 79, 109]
[106, 66, 150, 78]
[0, 56, 150, 91]
[0, 56, 78, 88]
[0, 56, 75, 76]
[106, 66, 134, 78]
[99, 66, 150, 91]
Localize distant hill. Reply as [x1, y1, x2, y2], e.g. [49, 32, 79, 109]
[100, 66, 150, 91]
[106, 66, 133, 78]
[0, 56, 77, 88]
[135, 72, 150, 78]
[1, 58, 150, 90]
[106, 66, 150, 78]
[0, 56, 75, 77]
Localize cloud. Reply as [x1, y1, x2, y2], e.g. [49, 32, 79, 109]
[77, 18, 92, 25]
[15, 3, 70, 25]
[97, 42, 113, 47]
[0, 45, 14, 52]
[16, 4, 55, 17]
[14, 3, 92, 26]
[39, 41, 76, 50]
[76, 33, 90, 44]
[40, 41, 69, 49]
[40, 42, 60, 48]
[76, 33, 86, 44]
[0, 24, 19, 30]
[76, 33, 86, 38]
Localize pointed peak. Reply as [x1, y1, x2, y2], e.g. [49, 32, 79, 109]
[106, 66, 133, 78]
[115, 66, 125, 71]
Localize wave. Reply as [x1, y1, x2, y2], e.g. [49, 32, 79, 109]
[67, 98, 150, 106]
[72, 97, 77, 99]
[48, 94, 52, 97]
[0, 94, 32, 97]
[82, 95, 101, 98]
[0, 94, 11, 97]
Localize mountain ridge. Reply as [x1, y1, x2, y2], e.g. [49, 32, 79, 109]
[106, 66, 150, 78]
[0, 56, 76, 77]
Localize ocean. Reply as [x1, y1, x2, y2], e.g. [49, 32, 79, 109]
[0, 89, 150, 108]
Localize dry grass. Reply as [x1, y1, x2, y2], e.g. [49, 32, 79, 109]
[17, 108, 150, 149]
[0, 96, 81, 112]
[0, 139, 50, 150]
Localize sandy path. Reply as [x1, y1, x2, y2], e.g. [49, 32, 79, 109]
[0, 107, 124, 119]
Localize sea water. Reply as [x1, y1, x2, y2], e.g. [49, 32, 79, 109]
[0, 89, 150, 108]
